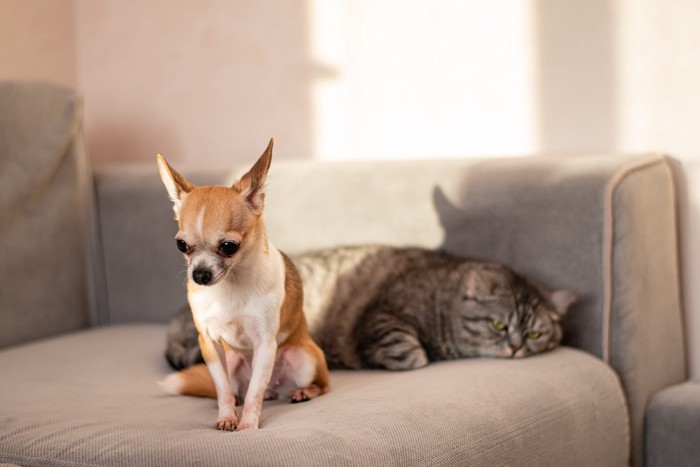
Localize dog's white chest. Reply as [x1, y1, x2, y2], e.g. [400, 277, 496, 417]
[189, 280, 282, 351]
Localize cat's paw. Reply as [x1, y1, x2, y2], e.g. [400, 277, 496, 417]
[403, 350, 429, 370]
[373, 339, 429, 371]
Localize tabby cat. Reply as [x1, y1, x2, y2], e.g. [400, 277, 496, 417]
[166, 245, 576, 371]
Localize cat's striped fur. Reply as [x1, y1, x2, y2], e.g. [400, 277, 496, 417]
[166, 245, 576, 371]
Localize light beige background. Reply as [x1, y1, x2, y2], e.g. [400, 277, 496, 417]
[1, 0, 699, 378]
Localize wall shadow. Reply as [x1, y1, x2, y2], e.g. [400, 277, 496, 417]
[430, 162, 608, 360]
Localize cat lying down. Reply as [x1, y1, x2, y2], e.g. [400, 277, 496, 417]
[166, 245, 576, 371]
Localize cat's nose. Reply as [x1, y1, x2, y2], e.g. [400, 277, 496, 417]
[508, 334, 523, 352]
[508, 341, 524, 358]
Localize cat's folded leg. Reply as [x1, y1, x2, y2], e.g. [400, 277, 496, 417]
[357, 312, 429, 371]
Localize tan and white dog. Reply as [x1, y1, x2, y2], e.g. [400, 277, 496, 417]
[157, 139, 329, 431]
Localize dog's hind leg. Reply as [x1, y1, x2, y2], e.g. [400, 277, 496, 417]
[283, 341, 330, 403]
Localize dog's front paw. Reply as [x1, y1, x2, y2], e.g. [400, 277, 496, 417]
[215, 417, 237, 431]
[236, 420, 259, 431]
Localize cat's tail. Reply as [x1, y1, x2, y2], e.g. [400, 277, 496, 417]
[164, 306, 205, 370]
[159, 364, 216, 399]
[165, 341, 205, 370]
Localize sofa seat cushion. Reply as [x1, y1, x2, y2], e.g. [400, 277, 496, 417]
[645, 381, 700, 467]
[0, 325, 629, 466]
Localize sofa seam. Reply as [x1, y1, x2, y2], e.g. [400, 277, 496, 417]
[63, 92, 112, 328]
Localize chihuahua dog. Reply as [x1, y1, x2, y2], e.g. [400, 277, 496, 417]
[157, 139, 329, 431]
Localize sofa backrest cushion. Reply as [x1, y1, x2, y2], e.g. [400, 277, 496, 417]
[93, 154, 676, 355]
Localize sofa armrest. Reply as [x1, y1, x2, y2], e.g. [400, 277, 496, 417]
[645, 381, 700, 467]
[0, 82, 92, 348]
[604, 157, 686, 465]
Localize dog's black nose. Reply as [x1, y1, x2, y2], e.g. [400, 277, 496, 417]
[192, 269, 212, 285]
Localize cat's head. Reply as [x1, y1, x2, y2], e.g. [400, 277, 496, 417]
[451, 264, 576, 358]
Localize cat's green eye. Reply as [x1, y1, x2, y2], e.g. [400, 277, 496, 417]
[527, 331, 542, 340]
[491, 319, 507, 331]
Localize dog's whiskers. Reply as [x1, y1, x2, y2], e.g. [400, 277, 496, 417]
[178, 269, 188, 288]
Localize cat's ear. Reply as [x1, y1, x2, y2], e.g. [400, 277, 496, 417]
[549, 290, 577, 321]
[464, 269, 492, 298]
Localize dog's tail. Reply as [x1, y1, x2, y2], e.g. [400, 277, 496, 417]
[159, 364, 216, 399]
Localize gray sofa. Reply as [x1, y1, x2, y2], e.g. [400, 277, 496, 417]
[0, 82, 694, 466]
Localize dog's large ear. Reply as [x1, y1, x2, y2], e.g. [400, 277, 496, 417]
[156, 154, 195, 218]
[233, 138, 273, 214]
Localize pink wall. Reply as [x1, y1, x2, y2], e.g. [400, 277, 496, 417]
[74, 0, 316, 167]
[0, 0, 76, 87]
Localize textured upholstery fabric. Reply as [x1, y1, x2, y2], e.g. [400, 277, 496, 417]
[0, 325, 628, 467]
[645, 381, 700, 467]
[94, 154, 685, 465]
[0, 82, 91, 348]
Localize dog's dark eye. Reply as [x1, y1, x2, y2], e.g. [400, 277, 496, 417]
[176, 239, 189, 253]
[219, 241, 240, 256]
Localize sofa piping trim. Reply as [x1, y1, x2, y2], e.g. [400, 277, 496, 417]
[602, 154, 670, 364]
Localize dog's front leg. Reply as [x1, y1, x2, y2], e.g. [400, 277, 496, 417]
[199, 334, 238, 431]
[237, 338, 277, 431]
